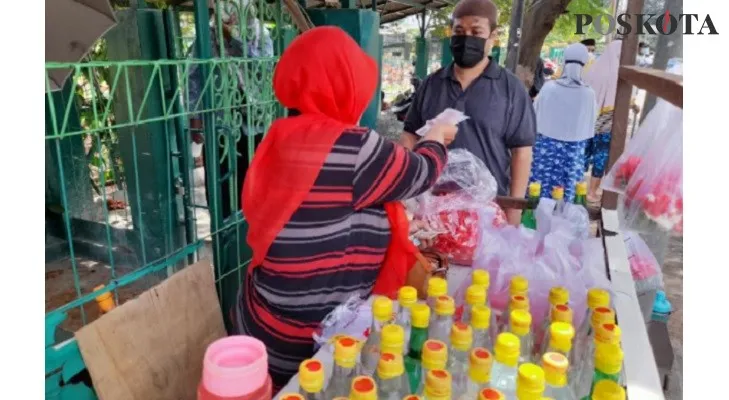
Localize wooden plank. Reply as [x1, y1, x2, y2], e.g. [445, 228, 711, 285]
[75, 261, 227, 400]
[602, 232, 666, 400]
[602, 0, 643, 211]
[619, 66, 683, 109]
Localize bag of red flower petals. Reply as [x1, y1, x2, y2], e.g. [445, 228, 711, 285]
[624, 231, 664, 294]
[620, 98, 683, 235]
[413, 149, 499, 265]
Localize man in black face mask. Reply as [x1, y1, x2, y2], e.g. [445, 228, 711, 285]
[399, 0, 536, 225]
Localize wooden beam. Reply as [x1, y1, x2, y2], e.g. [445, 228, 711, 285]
[601, 0, 643, 211]
[618, 66, 683, 109]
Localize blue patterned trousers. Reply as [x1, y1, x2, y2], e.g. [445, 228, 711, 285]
[529, 134, 589, 202]
[584, 132, 612, 178]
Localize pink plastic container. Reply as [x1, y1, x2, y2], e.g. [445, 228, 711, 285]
[198, 336, 272, 400]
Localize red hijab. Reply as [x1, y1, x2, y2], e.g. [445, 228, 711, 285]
[243, 27, 417, 297]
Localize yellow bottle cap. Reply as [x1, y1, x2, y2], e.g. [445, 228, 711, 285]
[298, 359, 324, 393]
[509, 309, 532, 337]
[494, 332, 520, 367]
[450, 322, 473, 352]
[510, 294, 530, 311]
[576, 181, 588, 196]
[427, 277, 448, 298]
[548, 322, 575, 353]
[421, 339, 448, 370]
[480, 388, 506, 400]
[350, 376, 377, 400]
[528, 182, 542, 198]
[591, 379, 626, 400]
[541, 352, 569, 388]
[423, 369, 451, 400]
[551, 186, 564, 201]
[333, 336, 359, 368]
[468, 347, 493, 384]
[587, 288, 610, 309]
[381, 324, 405, 354]
[377, 352, 405, 379]
[94, 285, 115, 313]
[279, 394, 305, 400]
[372, 296, 394, 322]
[471, 304, 492, 330]
[466, 284, 487, 306]
[595, 323, 622, 345]
[591, 307, 616, 328]
[510, 275, 529, 296]
[551, 304, 573, 324]
[398, 286, 418, 308]
[472, 270, 490, 289]
[516, 363, 546, 399]
[410, 303, 430, 329]
[594, 342, 624, 375]
[403, 396, 423, 400]
[548, 286, 569, 306]
[332, 398, 348, 400]
[434, 295, 455, 316]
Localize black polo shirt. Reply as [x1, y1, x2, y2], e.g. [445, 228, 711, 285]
[404, 59, 536, 195]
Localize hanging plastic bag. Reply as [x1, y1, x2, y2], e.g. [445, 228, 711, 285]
[413, 149, 499, 265]
[624, 231, 664, 295]
[312, 295, 371, 352]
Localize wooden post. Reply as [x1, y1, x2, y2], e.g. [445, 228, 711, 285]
[601, 0, 644, 210]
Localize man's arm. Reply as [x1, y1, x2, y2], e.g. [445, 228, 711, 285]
[510, 146, 533, 198]
[399, 77, 429, 149]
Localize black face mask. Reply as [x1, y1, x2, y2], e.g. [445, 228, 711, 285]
[450, 35, 486, 68]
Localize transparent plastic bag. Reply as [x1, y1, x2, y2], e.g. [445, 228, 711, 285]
[312, 295, 371, 352]
[413, 149, 499, 264]
[620, 99, 683, 234]
[624, 231, 664, 295]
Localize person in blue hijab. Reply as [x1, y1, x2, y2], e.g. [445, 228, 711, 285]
[529, 42, 598, 201]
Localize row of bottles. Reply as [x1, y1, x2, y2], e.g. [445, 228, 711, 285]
[521, 181, 588, 229]
[282, 271, 625, 399]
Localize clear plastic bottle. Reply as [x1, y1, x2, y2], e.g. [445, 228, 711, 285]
[489, 332, 521, 397]
[417, 340, 448, 394]
[456, 347, 493, 400]
[298, 359, 325, 400]
[471, 304, 495, 352]
[516, 363, 546, 400]
[509, 309, 534, 364]
[542, 352, 578, 400]
[361, 296, 394, 375]
[540, 322, 575, 367]
[574, 323, 621, 397]
[426, 277, 448, 321]
[463, 284, 487, 324]
[405, 304, 430, 393]
[382, 324, 406, 356]
[581, 343, 624, 399]
[428, 295, 455, 346]
[376, 352, 410, 400]
[472, 270, 491, 303]
[499, 276, 529, 332]
[479, 388, 506, 400]
[537, 287, 569, 350]
[500, 294, 530, 334]
[423, 369, 451, 400]
[539, 305, 574, 356]
[278, 394, 305, 400]
[574, 308, 616, 383]
[325, 336, 359, 398]
[448, 322, 474, 397]
[396, 286, 418, 351]
[402, 396, 423, 400]
[350, 376, 378, 400]
[552, 186, 566, 215]
[574, 289, 610, 363]
[590, 379, 625, 400]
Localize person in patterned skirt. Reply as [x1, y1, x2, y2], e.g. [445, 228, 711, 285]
[529, 43, 597, 201]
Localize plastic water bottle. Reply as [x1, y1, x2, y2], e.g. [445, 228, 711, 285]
[515, 363, 546, 399]
[542, 352, 578, 400]
[324, 336, 359, 398]
[508, 310, 535, 364]
[489, 333, 521, 397]
[651, 290, 672, 323]
[428, 296, 455, 346]
[448, 322, 474, 397]
[375, 352, 410, 400]
[298, 359, 325, 400]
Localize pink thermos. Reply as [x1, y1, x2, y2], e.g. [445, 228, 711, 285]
[198, 336, 272, 400]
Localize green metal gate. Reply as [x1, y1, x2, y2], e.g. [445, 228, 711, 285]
[45, 1, 296, 398]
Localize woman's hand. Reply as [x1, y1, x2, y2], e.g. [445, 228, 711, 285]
[423, 123, 458, 146]
[409, 219, 435, 249]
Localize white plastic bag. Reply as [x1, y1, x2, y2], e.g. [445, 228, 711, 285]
[624, 231, 664, 294]
[312, 295, 371, 352]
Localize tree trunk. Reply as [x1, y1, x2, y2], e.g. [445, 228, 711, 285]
[640, 0, 683, 122]
[513, 0, 573, 88]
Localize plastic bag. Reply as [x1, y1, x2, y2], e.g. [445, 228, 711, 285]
[412, 149, 499, 264]
[312, 295, 371, 352]
[624, 231, 664, 295]
[415, 108, 470, 136]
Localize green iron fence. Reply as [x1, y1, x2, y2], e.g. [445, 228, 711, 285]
[45, 1, 296, 398]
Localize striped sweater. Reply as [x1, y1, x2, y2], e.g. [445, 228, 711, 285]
[232, 127, 446, 388]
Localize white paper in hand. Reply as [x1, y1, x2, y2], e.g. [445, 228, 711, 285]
[415, 108, 470, 137]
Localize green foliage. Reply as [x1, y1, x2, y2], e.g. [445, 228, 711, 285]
[545, 0, 609, 46]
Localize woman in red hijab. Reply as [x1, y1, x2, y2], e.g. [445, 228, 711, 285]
[233, 26, 455, 389]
